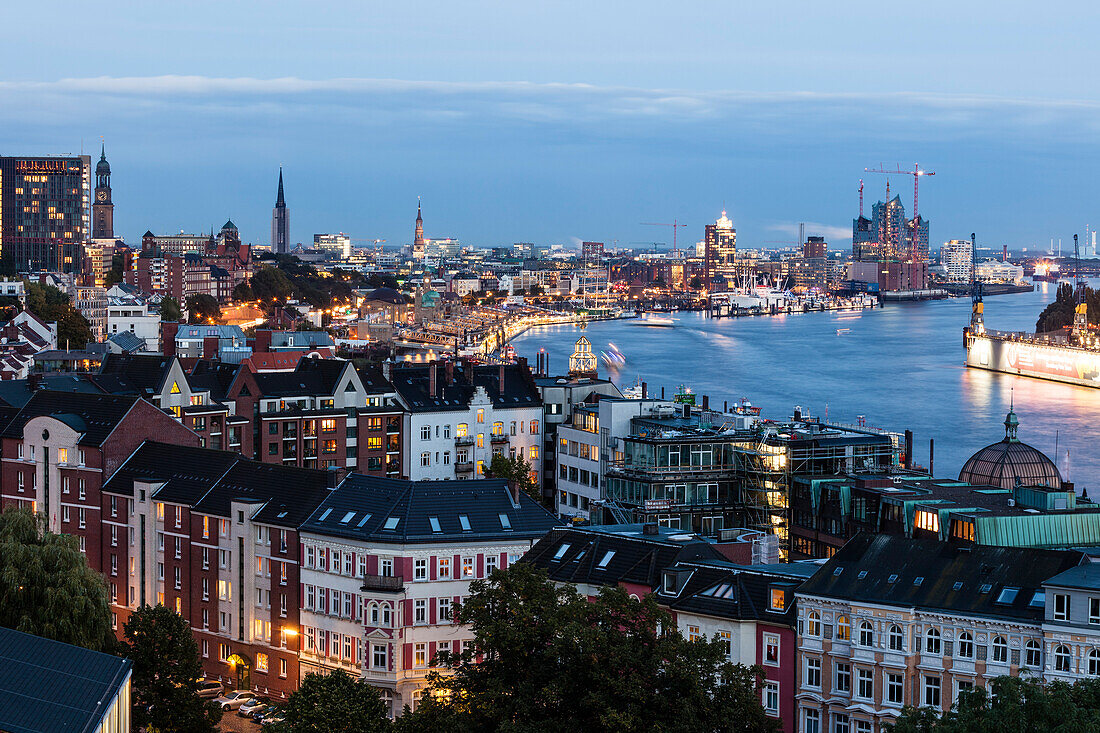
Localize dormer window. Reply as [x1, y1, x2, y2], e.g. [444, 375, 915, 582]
[769, 587, 787, 611]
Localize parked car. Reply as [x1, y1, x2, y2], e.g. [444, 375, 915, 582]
[214, 690, 254, 710]
[251, 704, 275, 722]
[261, 713, 285, 729]
[196, 679, 224, 699]
[238, 698, 269, 717]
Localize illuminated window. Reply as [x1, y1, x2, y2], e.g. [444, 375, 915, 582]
[492, 421, 503, 435]
[477, 409, 484, 424]
[805, 610, 821, 637]
[836, 615, 850, 641]
[769, 588, 787, 611]
[457, 423, 468, 437]
[321, 419, 337, 432]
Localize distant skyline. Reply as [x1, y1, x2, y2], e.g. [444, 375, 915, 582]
[3, 2, 1099, 252]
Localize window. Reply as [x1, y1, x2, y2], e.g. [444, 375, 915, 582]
[1055, 593, 1071, 621]
[858, 621, 873, 647]
[1026, 639, 1042, 668]
[530, 446, 539, 461]
[833, 714, 849, 733]
[806, 610, 821, 637]
[888, 624, 903, 651]
[256, 653, 268, 673]
[380, 557, 393, 577]
[485, 554, 498, 574]
[835, 615, 850, 642]
[926, 627, 941, 655]
[923, 675, 941, 708]
[373, 644, 387, 670]
[414, 599, 427, 624]
[804, 709, 820, 733]
[887, 672, 904, 705]
[834, 662, 850, 693]
[420, 425, 431, 441]
[958, 631, 974, 659]
[1091, 598, 1100, 625]
[414, 643, 427, 667]
[856, 668, 873, 700]
[1055, 644, 1072, 672]
[476, 409, 484, 424]
[321, 419, 336, 433]
[805, 657, 821, 688]
[462, 557, 474, 577]
[457, 423, 468, 437]
[717, 630, 732, 659]
[992, 635, 1008, 663]
[438, 557, 451, 579]
[414, 559, 427, 581]
[1089, 649, 1100, 676]
[763, 633, 779, 665]
[279, 658, 287, 678]
[763, 681, 779, 717]
[439, 597, 451, 620]
[687, 625, 701, 642]
[420, 452, 431, 467]
[956, 679, 973, 702]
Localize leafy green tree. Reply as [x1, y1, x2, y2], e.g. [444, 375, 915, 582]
[186, 293, 222, 324]
[23, 281, 93, 348]
[1036, 282, 1100, 333]
[159, 296, 182, 322]
[274, 670, 391, 733]
[251, 265, 295, 303]
[0, 507, 114, 651]
[889, 675, 1100, 732]
[399, 563, 777, 733]
[233, 280, 255, 302]
[124, 604, 221, 732]
[485, 453, 540, 503]
[689, 275, 703, 290]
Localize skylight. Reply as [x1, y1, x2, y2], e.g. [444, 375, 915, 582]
[597, 550, 616, 568]
[429, 516, 441, 533]
[833, 567, 843, 576]
[383, 517, 400, 530]
[499, 513, 512, 530]
[953, 582, 964, 591]
[552, 543, 570, 561]
[340, 511, 355, 524]
[276, 511, 288, 519]
[1028, 591, 1046, 609]
[318, 508, 333, 521]
[887, 574, 899, 584]
[913, 577, 924, 586]
[857, 570, 868, 580]
[356, 514, 371, 528]
[459, 515, 472, 531]
[979, 583, 992, 594]
[996, 587, 1020, 605]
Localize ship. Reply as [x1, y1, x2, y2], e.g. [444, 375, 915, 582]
[964, 261, 1100, 388]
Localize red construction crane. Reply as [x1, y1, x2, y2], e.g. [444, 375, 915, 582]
[858, 178, 864, 219]
[864, 163, 935, 224]
[641, 220, 688, 254]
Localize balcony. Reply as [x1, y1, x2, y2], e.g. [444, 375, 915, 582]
[490, 434, 509, 444]
[455, 461, 474, 473]
[361, 574, 405, 593]
[454, 436, 475, 447]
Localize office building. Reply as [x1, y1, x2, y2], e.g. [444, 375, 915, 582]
[704, 210, 737, 285]
[0, 155, 91, 272]
[314, 233, 351, 259]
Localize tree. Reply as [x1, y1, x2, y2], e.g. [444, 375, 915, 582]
[274, 670, 391, 733]
[233, 280, 255, 302]
[104, 251, 126, 287]
[484, 453, 539, 503]
[124, 604, 221, 732]
[1036, 282, 1100, 333]
[0, 507, 114, 651]
[159, 296, 182, 322]
[889, 675, 1100, 732]
[24, 281, 93, 348]
[186, 293, 222, 324]
[689, 275, 703, 290]
[399, 563, 778, 733]
[251, 265, 295, 303]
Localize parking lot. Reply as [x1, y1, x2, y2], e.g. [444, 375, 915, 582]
[219, 712, 260, 732]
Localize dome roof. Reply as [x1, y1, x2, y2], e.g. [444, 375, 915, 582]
[96, 146, 110, 175]
[958, 408, 1062, 491]
[365, 287, 407, 305]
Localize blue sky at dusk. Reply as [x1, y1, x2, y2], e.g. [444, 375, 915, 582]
[2, 1, 1099, 252]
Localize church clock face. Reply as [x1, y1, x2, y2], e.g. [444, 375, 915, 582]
[96, 190, 107, 202]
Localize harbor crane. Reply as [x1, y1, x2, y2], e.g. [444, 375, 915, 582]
[641, 220, 688, 254]
[865, 163, 936, 291]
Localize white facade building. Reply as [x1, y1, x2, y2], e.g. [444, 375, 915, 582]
[939, 240, 973, 281]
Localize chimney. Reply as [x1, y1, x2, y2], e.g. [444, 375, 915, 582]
[507, 479, 520, 506]
[429, 362, 438, 398]
[641, 381, 647, 399]
[702, 395, 709, 410]
[642, 522, 659, 535]
[499, 365, 505, 395]
[445, 359, 454, 385]
[202, 335, 219, 360]
[161, 322, 179, 358]
[382, 359, 392, 381]
[254, 329, 272, 354]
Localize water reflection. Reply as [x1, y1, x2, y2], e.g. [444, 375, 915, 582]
[512, 282, 1100, 494]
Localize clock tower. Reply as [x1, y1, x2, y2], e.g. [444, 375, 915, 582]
[92, 144, 114, 239]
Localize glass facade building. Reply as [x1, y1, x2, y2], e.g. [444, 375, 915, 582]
[0, 155, 91, 272]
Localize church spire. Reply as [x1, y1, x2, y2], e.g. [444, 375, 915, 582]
[414, 197, 425, 248]
[276, 167, 285, 206]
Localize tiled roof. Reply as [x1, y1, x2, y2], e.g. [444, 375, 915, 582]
[391, 362, 540, 413]
[300, 475, 561, 544]
[253, 358, 348, 398]
[522, 525, 726, 589]
[91, 353, 175, 395]
[354, 364, 394, 393]
[658, 560, 807, 625]
[796, 532, 1085, 622]
[103, 441, 241, 502]
[188, 360, 239, 403]
[0, 626, 132, 733]
[0, 375, 104, 408]
[0, 390, 139, 446]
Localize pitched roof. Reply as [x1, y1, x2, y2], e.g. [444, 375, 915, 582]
[0, 626, 132, 733]
[300, 475, 561, 544]
[796, 532, 1085, 623]
[105, 330, 146, 353]
[657, 560, 807, 625]
[354, 364, 394, 393]
[0, 391, 139, 446]
[193, 460, 332, 525]
[391, 362, 540, 413]
[0, 375, 104, 408]
[522, 525, 727, 589]
[91, 353, 175, 395]
[188, 360, 239, 403]
[102, 440, 241, 502]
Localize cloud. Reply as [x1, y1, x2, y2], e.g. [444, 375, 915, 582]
[767, 222, 853, 243]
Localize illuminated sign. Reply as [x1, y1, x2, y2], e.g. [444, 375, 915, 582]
[14, 160, 81, 174]
[644, 499, 671, 512]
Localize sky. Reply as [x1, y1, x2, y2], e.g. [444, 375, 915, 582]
[2, 1, 1100, 253]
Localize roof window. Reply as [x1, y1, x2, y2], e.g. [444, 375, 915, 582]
[499, 513, 512, 530]
[953, 582, 963, 591]
[913, 577, 924, 586]
[887, 574, 899, 584]
[429, 516, 442, 533]
[996, 587, 1020, 605]
[597, 550, 616, 568]
[383, 517, 400, 530]
[318, 508, 333, 522]
[833, 567, 843, 576]
[1028, 591, 1045, 609]
[552, 543, 571, 561]
[340, 511, 355, 524]
[459, 515, 472, 531]
[356, 514, 371, 528]
[979, 583, 992, 594]
[857, 570, 868, 580]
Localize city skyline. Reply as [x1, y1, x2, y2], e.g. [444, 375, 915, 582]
[3, 2, 1099, 250]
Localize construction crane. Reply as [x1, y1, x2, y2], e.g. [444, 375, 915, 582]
[641, 220, 688, 254]
[1074, 233, 1087, 340]
[629, 241, 666, 253]
[865, 163, 936, 290]
[858, 179, 864, 219]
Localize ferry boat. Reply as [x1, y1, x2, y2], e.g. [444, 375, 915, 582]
[636, 312, 675, 327]
[964, 284, 1100, 388]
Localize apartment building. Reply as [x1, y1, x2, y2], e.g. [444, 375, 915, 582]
[391, 361, 542, 486]
[298, 475, 560, 713]
[794, 534, 1084, 733]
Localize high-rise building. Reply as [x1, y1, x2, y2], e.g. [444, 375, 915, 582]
[704, 210, 737, 285]
[314, 233, 351, 259]
[802, 236, 827, 259]
[581, 241, 604, 262]
[941, 239, 974, 281]
[271, 167, 289, 254]
[92, 146, 114, 240]
[0, 155, 91, 272]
